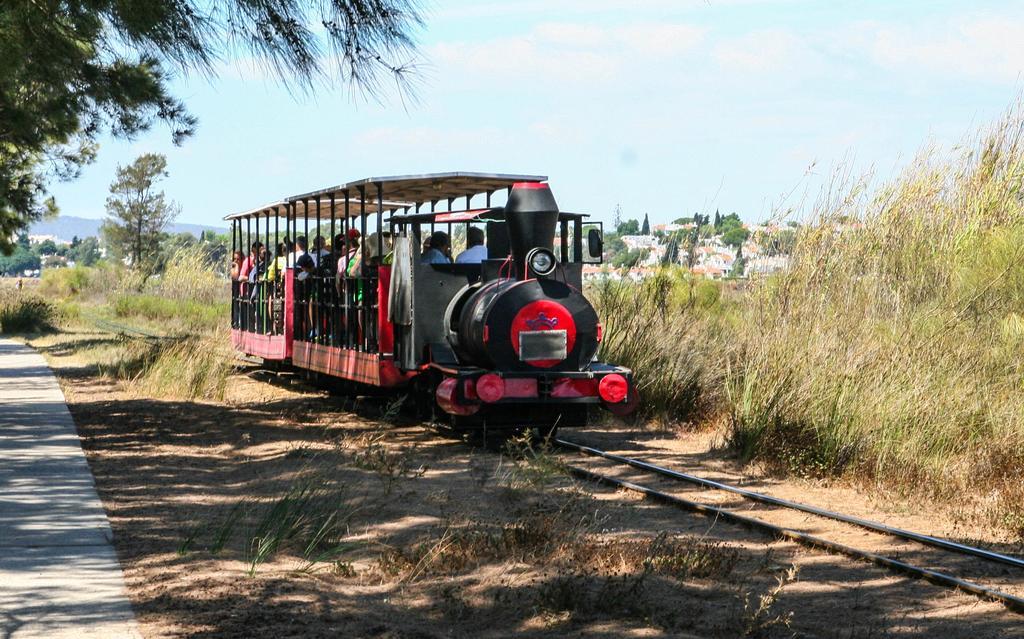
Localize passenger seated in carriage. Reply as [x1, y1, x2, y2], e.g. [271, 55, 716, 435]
[421, 231, 451, 264]
[230, 251, 243, 281]
[295, 253, 318, 338]
[238, 241, 262, 283]
[265, 242, 288, 282]
[455, 226, 487, 264]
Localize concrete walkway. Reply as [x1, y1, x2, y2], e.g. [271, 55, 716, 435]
[0, 339, 140, 638]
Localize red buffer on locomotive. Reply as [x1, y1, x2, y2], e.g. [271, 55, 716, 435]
[226, 172, 637, 438]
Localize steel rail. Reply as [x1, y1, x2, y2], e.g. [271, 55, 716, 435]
[86, 313, 266, 368]
[84, 314, 167, 340]
[564, 463, 1024, 614]
[556, 438, 1024, 571]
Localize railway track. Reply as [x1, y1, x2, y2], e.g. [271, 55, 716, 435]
[554, 437, 1024, 614]
[84, 314, 168, 340]
[83, 315, 268, 366]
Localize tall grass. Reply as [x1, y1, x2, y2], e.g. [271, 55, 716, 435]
[88, 331, 234, 401]
[42, 247, 237, 400]
[0, 289, 55, 334]
[727, 107, 1024, 533]
[133, 330, 235, 401]
[594, 105, 1024, 532]
[109, 248, 229, 331]
[729, 108, 1024, 495]
[592, 269, 730, 422]
[155, 248, 228, 304]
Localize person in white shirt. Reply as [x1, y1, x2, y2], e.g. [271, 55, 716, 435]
[455, 226, 487, 264]
[287, 236, 308, 267]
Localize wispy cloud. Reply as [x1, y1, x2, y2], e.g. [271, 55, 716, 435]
[431, 0, 803, 20]
[430, 21, 706, 88]
[713, 29, 822, 75]
[855, 15, 1024, 83]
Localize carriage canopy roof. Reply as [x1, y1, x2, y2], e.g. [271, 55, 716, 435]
[224, 198, 409, 221]
[287, 172, 546, 206]
[225, 172, 548, 221]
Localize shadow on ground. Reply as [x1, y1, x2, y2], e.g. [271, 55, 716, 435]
[47, 354, 1024, 638]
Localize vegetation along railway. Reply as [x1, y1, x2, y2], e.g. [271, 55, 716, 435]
[225, 171, 1024, 616]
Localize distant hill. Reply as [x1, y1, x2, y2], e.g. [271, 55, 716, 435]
[28, 216, 226, 243]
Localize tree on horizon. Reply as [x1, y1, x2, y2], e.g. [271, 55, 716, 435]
[101, 154, 179, 274]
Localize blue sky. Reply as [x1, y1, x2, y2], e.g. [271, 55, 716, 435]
[47, 0, 1024, 228]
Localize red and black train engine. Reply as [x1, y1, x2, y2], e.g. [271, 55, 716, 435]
[228, 173, 636, 437]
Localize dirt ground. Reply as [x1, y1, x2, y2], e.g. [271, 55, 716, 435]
[26, 330, 1024, 638]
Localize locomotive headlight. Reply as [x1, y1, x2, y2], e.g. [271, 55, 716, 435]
[527, 248, 556, 276]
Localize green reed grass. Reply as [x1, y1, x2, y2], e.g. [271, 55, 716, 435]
[246, 474, 360, 575]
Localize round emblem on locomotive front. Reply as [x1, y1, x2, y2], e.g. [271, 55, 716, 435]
[509, 300, 577, 368]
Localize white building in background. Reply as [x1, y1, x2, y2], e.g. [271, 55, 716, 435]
[28, 234, 71, 246]
[653, 223, 689, 233]
[746, 255, 791, 277]
[691, 263, 727, 279]
[620, 235, 660, 250]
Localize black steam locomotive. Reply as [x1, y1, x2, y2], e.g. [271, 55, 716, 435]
[228, 173, 637, 437]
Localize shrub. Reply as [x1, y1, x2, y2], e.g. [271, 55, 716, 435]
[0, 290, 56, 334]
[39, 265, 93, 298]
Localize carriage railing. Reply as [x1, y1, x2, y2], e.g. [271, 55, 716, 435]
[292, 262, 379, 353]
[232, 275, 285, 336]
[231, 280, 242, 330]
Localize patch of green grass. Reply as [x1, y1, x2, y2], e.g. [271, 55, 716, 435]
[112, 293, 227, 330]
[245, 474, 360, 576]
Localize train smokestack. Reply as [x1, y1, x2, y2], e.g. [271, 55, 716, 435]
[505, 182, 558, 278]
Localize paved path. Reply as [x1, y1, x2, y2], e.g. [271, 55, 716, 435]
[0, 339, 140, 638]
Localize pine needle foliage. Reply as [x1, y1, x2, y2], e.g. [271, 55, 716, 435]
[0, 0, 424, 251]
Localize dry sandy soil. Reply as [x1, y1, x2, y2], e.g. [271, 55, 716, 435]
[25, 329, 1024, 638]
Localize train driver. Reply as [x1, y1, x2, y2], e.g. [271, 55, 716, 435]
[455, 226, 487, 264]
